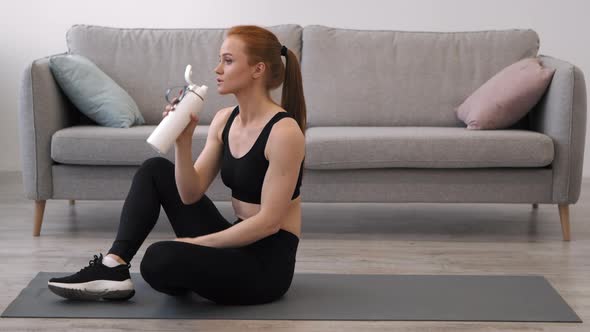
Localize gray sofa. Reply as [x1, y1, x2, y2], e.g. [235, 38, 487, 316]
[18, 24, 586, 241]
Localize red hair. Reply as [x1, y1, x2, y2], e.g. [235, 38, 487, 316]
[226, 25, 307, 134]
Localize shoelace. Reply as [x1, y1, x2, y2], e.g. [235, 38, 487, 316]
[78, 253, 104, 274]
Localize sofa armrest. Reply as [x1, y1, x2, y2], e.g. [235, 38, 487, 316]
[17, 55, 79, 200]
[529, 55, 587, 204]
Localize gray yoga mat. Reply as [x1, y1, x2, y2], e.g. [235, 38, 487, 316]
[1, 272, 582, 322]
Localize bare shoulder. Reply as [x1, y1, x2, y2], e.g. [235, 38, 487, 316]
[265, 110, 305, 160]
[274, 108, 303, 136]
[219, 106, 235, 119]
[274, 114, 302, 134]
[210, 106, 236, 142]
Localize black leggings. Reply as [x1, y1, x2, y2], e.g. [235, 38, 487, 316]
[107, 156, 299, 305]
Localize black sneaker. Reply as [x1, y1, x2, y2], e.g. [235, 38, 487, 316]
[48, 253, 135, 301]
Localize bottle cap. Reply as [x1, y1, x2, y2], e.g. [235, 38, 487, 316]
[184, 65, 194, 86]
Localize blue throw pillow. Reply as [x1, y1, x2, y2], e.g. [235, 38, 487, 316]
[49, 54, 145, 128]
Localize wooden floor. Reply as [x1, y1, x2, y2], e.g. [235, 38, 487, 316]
[1, 170, 589, 331]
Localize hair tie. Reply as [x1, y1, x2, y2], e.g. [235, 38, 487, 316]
[281, 45, 288, 57]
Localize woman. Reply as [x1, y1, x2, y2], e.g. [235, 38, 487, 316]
[47, 25, 307, 305]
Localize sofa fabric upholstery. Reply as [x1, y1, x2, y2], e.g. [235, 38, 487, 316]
[18, 24, 585, 210]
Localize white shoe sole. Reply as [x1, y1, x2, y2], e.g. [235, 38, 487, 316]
[48, 279, 135, 301]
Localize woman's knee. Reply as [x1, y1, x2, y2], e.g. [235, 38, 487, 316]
[139, 241, 177, 282]
[140, 241, 192, 296]
[134, 157, 173, 179]
[141, 156, 172, 171]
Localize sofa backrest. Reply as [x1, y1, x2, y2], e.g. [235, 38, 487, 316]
[66, 24, 303, 125]
[66, 24, 540, 128]
[301, 25, 539, 127]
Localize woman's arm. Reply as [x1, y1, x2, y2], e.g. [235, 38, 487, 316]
[176, 118, 305, 248]
[174, 142, 200, 204]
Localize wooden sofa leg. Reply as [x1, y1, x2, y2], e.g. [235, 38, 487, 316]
[532, 203, 538, 209]
[69, 200, 75, 205]
[34, 200, 46, 237]
[558, 204, 571, 241]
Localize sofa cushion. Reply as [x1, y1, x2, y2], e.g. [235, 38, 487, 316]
[302, 25, 539, 128]
[49, 54, 145, 128]
[304, 127, 554, 170]
[52, 125, 554, 169]
[456, 57, 556, 129]
[66, 24, 303, 126]
[51, 125, 209, 165]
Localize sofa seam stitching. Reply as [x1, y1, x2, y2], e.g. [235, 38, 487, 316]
[31, 61, 39, 199]
[309, 160, 551, 166]
[566, 65, 575, 202]
[307, 24, 536, 35]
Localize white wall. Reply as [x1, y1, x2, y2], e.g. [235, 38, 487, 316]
[2, 0, 589, 176]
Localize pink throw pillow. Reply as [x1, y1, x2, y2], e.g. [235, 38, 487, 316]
[456, 57, 556, 130]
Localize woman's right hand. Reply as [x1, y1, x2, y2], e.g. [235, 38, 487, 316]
[163, 96, 200, 145]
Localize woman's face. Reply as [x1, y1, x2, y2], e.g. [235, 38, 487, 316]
[214, 36, 264, 95]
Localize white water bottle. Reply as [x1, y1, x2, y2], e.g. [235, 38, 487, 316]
[147, 65, 208, 154]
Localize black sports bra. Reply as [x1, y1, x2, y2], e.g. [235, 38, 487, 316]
[220, 105, 304, 204]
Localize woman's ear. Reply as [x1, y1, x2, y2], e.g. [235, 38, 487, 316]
[252, 62, 266, 80]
